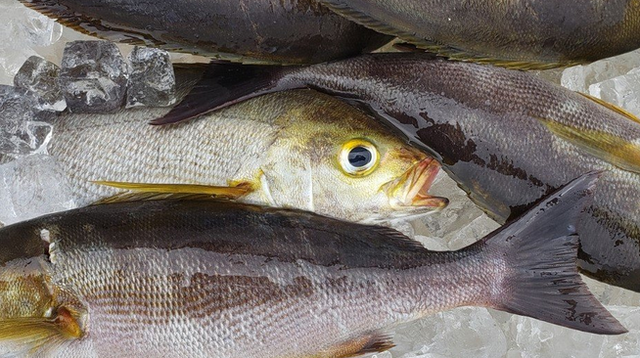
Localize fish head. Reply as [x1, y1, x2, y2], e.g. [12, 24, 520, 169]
[263, 90, 448, 223]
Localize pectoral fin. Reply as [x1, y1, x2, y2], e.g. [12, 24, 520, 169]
[0, 307, 82, 355]
[538, 117, 640, 174]
[92, 181, 254, 204]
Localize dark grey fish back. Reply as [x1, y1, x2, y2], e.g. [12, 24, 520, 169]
[3, 200, 431, 270]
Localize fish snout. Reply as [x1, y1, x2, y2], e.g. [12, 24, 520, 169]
[383, 157, 449, 212]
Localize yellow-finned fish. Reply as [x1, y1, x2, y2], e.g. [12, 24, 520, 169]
[0, 172, 625, 357]
[45, 83, 446, 223]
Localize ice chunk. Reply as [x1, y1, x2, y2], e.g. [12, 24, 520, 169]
[588, 68, 640, 117]
[0, 1, 63, 85]
[561, 49, 640, 93]
[126, 46, 176, 108]
[14, 56, 66, 112]
[0, 154, 76, 226]
[58, 41, 129, 113]
[0, 85, 52, 160]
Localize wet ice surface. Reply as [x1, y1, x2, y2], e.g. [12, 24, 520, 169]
[59, 40, 129, 113]
[0, 2, 639, 357]
[127, 46, 177, 108]
[562, 49, 640, 116]
[0, 154, 76, 226]
[14, 55, 66, 112]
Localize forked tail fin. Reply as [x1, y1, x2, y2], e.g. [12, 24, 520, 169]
[150, 62, 303, 125]
[480, 171, 627, 334]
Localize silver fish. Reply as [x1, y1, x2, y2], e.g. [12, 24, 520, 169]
[0, 172, 625, 357]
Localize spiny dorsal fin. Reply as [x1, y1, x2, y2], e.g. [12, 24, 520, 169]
[319, 0, 575, 70]
[578, 92, 640, 125]
[538, 117, 640, 174]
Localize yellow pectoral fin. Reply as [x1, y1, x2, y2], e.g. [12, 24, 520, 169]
[93, 181, 254, 198]
[539, 117, 640, 174]
[578, 92, 640, 125]
[0, 308, 82, 354]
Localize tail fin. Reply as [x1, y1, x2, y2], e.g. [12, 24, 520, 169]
[482, 171, 627, 335]
[149, 62, 303, 125]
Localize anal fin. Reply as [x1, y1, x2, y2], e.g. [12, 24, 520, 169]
[319, 332, 394, 358]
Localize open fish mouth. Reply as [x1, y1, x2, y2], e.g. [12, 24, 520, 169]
[382, 157, 449, 213]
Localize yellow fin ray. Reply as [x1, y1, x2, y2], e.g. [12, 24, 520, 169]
[539, 118, 640, 174]
[91, 181, 254, 204]
[578, 92, 640, 125]
[0, 308, 82, 355]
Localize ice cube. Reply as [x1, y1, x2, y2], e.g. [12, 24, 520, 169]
[126, 46, 176, 108]
[0, 1, 63, 85]
[0, 85, 52, 160]
[14, 56, 66, 112]
[588, 68, 640, 117]
[0, 154, 76, 226]
[58, 41, 129, 113]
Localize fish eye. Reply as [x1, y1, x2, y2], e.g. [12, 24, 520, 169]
[339, 139, 379, 177]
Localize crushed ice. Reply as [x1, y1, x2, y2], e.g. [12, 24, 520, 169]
[0, 4, 639, 357]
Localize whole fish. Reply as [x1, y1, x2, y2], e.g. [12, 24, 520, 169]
[0, 173, 626, 357]
[45, 85, 446, 224]
[153, 53, 640, 292]
[18, 0, 392, 65]
[316, 0, 640, 69]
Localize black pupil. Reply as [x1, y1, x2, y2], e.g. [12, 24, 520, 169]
[348, 146, 372, 168]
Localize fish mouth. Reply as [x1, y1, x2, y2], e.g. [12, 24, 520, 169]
[382, 157, 449, 213]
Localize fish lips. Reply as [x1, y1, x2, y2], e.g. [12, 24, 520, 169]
[382, 157, 449, 215]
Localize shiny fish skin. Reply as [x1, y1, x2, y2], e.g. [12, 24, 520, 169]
[319, 0, 640, 68]
[18, 0, 392, 65]
[158, 53, 640, 291]
[0, 174, 625, 356]
[47, 88, 441, 223]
